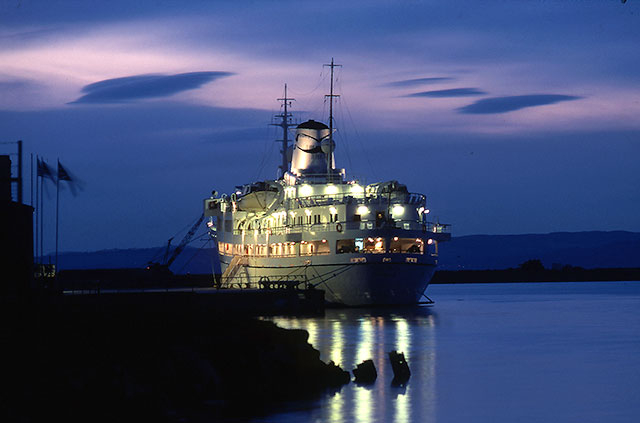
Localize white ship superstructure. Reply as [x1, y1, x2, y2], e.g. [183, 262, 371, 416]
[204, 63, 450, 305]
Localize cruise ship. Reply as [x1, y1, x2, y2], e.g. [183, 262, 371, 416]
[204, 62, 450, 305]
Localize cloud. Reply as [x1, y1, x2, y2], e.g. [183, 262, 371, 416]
[385, 77, 454, 88]
[458, 94, 581, 114]
[405, 88, 486, 98]
[0, 77, 44, 108]
[70, 71, 233, 104]
[0, 78, 37, 91]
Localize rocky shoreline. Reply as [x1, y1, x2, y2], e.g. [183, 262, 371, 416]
[0, 296, 350, 422]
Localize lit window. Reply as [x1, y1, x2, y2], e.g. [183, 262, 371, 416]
[336, 239, 356, 254]
[300, 240, 330, 256]
[389, 237, 424, 254]
[363, 237, 385, 253]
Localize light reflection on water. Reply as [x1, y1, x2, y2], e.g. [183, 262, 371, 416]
[354, 385, 372, 423]
[270, 307, 436, 423]
[261, 282, 640, 423]
[330, 320, 343, 367]
[329, 389, 344, 423]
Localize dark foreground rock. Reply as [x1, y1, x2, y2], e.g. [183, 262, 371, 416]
[0, 296, 349, 422]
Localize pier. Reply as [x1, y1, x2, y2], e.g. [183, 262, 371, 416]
[57, 286, 325, 316]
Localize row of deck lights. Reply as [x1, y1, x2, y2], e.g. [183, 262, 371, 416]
[287, 183, 365, 198]
[226, 182, 431, 229]
[233, 207, 431, 233]
[269, 203, 426, 224]
[228, 238, 433, 250]
[356, 204, 406, 218]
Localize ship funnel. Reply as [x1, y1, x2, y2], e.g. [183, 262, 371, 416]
[290, 120, 333, 177]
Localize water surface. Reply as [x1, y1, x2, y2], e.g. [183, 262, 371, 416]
[262, 282, 640, 423]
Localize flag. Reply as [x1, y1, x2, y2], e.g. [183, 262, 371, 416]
[37, 158, 55, 182]
[57, 160, 81, 196]
[58, 161, 72, 181]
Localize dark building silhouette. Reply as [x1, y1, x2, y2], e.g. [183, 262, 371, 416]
[0, 154, 33, 295]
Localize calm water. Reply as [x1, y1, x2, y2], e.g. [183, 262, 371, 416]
[260, 282, 640, 423]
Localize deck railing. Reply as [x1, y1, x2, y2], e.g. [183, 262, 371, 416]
[290, 192, 426, 208]
[232, 220, 450, 236]
[219, 274, 310, 290]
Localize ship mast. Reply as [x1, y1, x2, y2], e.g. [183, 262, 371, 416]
[324, 58, 341, 182]
[272, 84, 295, 179]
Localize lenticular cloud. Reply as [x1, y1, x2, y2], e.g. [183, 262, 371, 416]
[70, 71, 233, 104]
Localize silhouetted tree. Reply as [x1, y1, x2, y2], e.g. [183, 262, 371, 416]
[519, 259, 545, 272]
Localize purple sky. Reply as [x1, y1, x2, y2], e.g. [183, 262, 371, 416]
[1, 0, 639, 252]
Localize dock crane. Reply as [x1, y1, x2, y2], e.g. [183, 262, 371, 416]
[146, 214, 205, 275]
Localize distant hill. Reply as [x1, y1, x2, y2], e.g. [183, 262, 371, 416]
[56, 231, 640, 274]
[437, 231, 640, 270]
[56, 245, 217, 275]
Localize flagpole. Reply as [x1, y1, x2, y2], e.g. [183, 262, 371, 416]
[55, 159, 60, 272]
[40, 168, 44, 266]
[35, 156, 39, 267]
[30, 154, 33, 207]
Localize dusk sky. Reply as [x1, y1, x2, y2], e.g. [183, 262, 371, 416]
[1, 0, 639, 253]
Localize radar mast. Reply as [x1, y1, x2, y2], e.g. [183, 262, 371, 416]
[271, 84, 296, 179]
[324, 58, 341, 182]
